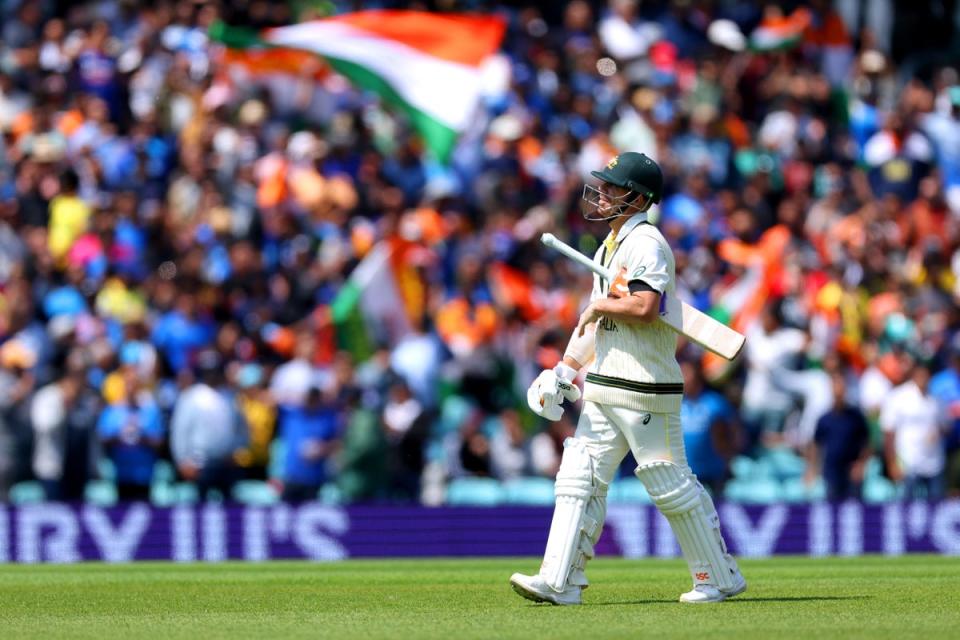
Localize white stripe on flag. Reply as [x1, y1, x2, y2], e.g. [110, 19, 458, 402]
[265, 22, 481, 131]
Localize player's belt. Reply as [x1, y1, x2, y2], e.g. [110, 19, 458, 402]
[585, 373, 683, 395]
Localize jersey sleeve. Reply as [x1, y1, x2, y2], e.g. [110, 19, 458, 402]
[879, 394, 898, 433]
[620, 233, 670, 294]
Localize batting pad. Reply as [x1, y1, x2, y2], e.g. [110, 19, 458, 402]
[635, 460, 738, 590]
[540, 438, 608, 592]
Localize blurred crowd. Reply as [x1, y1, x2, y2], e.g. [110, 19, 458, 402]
[1, 0, 960, 507]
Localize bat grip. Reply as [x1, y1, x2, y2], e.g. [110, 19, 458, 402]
[541, 233, 614, 281]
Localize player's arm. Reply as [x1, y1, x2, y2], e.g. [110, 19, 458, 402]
[576, 235, 668, 335]
[879, 400, 902, 482]
[562, 321, 594, 371]
[593, 287, 661, 323]
[527, 280, 599, 419]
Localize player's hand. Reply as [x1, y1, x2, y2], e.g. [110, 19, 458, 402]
[888, 462, 904, 483]
[526, 363, 581, 420]
[576, 302, 603, 336]
[850, 460, 867, 484]
[608, 266, 630, 299]
[178, 462, 200, 481]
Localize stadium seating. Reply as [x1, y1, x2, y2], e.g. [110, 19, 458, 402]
[608, 478, 652, 504]
[319, 483, 344, 505]
[765, 449, 807, 480]
[8, 481, 45, 505]
[445, 477, 504, 506]
[501, 476, 555, 505]
[84, 481, 118, 506]
[723, 478, 782, 504]
[233, 480, 280, 506]
[97, 459, 116, 482]
[439, 396, 475, 437]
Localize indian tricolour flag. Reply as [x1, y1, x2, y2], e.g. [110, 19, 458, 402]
[748, 8, 811, 53]
[330, 239, 426, 361]
[211, 11, 506, 162]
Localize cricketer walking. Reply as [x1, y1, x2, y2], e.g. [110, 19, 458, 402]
[510, 152, 747, 605]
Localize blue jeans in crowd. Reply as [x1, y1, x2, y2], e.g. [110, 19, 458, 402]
[902, 474, 945, 501]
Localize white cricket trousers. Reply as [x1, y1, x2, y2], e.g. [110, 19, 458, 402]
[574, 400, 689, 483]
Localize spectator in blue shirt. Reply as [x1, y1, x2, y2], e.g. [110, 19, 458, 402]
[810, 372, 871, 501]
[151, 293, 214, 374]
[281, 385, 341, 502]
[75, 21, 121, 118]
[930, 344, 960, 494]
[97, 375, 164, 502]
[930, 344, 960, 443]
[680, 361, 740, 496]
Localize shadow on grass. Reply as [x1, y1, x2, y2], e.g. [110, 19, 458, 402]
[726, 595, 870, 603]
[586, 595, 870, 606]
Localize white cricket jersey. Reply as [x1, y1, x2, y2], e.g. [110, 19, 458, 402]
[879, 381, 944, 478]
[582, 212, 683, 414]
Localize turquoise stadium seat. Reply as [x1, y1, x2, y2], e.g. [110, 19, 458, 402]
[319, 483, 343, 505]
[425, 440, 446, 463]
[864, 456, 884, 480]
[171, 483, 200, 504]
[608, 477, 652, 504]
[151, 482, 175, 506]
[153, 460, 175, 484]
[502, 476, 555, 505]
[780, 477, 811, 503]
[97, 458, 116, 482]
[765, 449, 806, 480]
[724, 478, 782, 504]
[752, 455, 777, 480]
[804, 477, 826, 501]
[9, 481, 45, 504]
[481, 416, 502, 439]
[440, 396, 475, 436]
[445, 477, 504, 506]
[84, 481, 117, 506]
[151, 482, 200, 505]
[730, 456, 756, 480]
[150, 460, 180, 506]
[863, 476, 898, 503]
[233, 480, 280, 506]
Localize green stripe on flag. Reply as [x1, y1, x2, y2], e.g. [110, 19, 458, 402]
[210, 21, 461, 162]
[331, 281, 361, 324]
[330, 281, 374, 361]
[748, 33, 803, 53]
[209, 21, 265, 49]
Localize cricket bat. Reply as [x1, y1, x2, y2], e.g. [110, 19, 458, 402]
[541, 233, 745, 361]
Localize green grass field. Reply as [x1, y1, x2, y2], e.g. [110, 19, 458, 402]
[0, 556, 957, 639]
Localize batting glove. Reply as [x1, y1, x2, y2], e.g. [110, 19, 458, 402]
[526, 363, 581, 421]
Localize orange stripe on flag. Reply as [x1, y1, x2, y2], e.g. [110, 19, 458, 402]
[222, 48, 329, 78]
[704, 225, 790, 380]
[326, 10, 506, 67]
[489, 262, 543, 322]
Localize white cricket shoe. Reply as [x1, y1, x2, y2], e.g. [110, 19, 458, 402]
[509, 573, 582, 606]
[679, 571, 747, 604]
